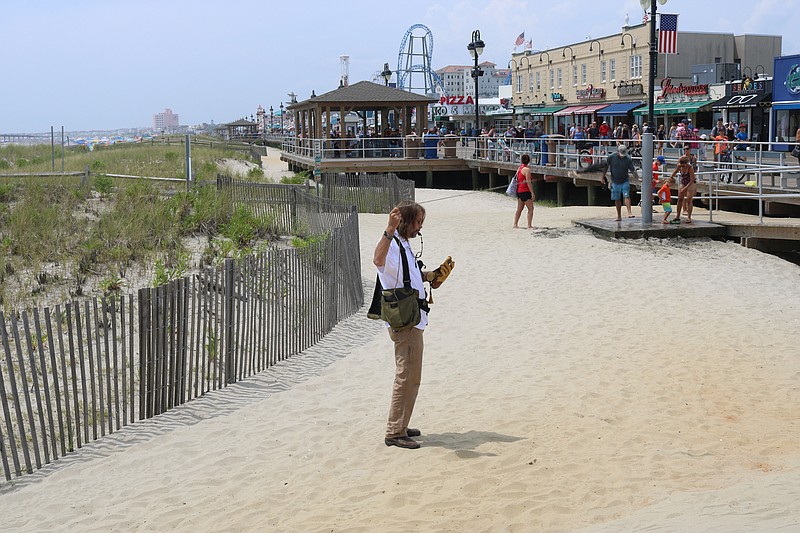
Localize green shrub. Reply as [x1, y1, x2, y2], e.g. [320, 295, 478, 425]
[247, 167, 264, 179]
[94, 174, 114, 195]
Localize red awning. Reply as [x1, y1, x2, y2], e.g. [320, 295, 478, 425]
[574, 103, 609, 114]
[554, 105, 587, 116]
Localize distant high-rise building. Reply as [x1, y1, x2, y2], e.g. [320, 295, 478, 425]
[153, 108, 179, 132]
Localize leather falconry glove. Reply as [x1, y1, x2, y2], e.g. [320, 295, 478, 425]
[425, 256, 455, 289]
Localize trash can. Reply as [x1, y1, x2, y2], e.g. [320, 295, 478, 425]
[423, 134, 439, 159]
[404, 136, 420, 159]
[443, 134, 458, 158]
[546, 134, 566, 166]
[539, 135, 549, 166]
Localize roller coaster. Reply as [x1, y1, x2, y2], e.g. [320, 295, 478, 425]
[395, 24, 445, 97]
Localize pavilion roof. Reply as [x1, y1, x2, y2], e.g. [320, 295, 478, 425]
[287, 81, 438, 110]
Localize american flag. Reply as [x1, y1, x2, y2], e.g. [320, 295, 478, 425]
[643, 11, 649, 23]
[658, 13, 678, 54]
[514, 31, 525, 47]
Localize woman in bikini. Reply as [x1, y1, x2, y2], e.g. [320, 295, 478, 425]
[670, 155, 696, 223]
[513, 153, 535, 229]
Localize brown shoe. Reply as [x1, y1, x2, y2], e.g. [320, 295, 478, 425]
[385, 436, 420, 449]
[406, 428, 422, 437]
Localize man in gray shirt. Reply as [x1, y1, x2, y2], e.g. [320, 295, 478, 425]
[601, 144, 638, 220]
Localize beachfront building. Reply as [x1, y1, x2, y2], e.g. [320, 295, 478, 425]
[771, 53, 800, 155]
[153, 108, 179, 132]
[431, 63, 511, 132]
[507, 22, 781, 134]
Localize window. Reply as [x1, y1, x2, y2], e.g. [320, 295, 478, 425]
[572, 65, 578, 86]
[536, 71, 541, 90]
[550, 69, 554, 89]
[516, 74, 522, 93]
[529, 71, 534, 91]
[610, 59, 616, 82]
[601, 61, 607, 83]
[557, 68, 562, 88]
[630, 55, 642, 79]
[581, 64, 587, 85]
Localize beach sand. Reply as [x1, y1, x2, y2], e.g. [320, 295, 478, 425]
[1, 187, 800, 532]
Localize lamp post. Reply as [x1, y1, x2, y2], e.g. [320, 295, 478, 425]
[279, 102, 284, 134]
[640, 0, 668, 224]
[270, 105, 274, 135]
[468, 29, 485, 139]
[381, 62, 393, 86]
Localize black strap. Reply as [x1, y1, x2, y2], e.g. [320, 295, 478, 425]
[393, 236, 413, 290]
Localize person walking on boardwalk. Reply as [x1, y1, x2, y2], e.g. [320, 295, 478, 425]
[513, 153, 536, 229]
[601, 144, 638, 221]
[372, 202, 453, 450]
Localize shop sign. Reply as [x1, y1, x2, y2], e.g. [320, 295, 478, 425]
[576, 84, 605, 100]
[657, 78, 708, 100]
[785, 64, 800, 95]
[439, 95, 476, 105]
[551, 93, 565, 102]
[725, 94, 763, 106]
[431, 103, 498, 116]
[730, 77, 766, 95]
[617, 83, 643, 96]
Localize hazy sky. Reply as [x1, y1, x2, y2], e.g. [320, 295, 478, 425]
[2, 0, 797, 133]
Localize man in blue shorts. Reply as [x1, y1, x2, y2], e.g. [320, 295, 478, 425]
[601, 144, 638, 220]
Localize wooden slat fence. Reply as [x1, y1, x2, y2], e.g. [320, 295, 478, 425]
[0, 175, 378, 484]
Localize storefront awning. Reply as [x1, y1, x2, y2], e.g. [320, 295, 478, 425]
[596, 101, 644, 115]
[633, 100, 719, 115]
[574, 103, 609, 114]
[554, 105, 587, 116]
[516, 105, 567, 115]
[772, 102, 800, 110]
[712, 93, 771, 109]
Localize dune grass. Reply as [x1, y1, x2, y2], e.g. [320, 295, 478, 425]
[0, 141, 283, 311]
[0, 136, 253, 181]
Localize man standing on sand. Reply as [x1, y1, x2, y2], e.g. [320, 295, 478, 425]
[372, 201, 453, 450]
[601, 144, 638, 221]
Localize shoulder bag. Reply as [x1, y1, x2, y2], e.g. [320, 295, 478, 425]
[506, 172, 518, 197]
[368, 237, 422, 331]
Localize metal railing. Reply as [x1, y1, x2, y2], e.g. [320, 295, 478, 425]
[281, 135, 800, 189]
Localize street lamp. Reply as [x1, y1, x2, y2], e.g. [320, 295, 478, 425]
[269, 105, 274, 135]
[538, 51, 551, 65]
[640, 0, 669, 224]
[381, 62, 393, 86]
[588, 39, 604, 60]
[561, 46, 575, 62]
[279, 102, 284, 134]
[468, 29, 485, 137]
[620, 33, 637, 53]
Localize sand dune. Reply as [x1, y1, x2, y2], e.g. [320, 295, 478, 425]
[1, 188, 799, 532]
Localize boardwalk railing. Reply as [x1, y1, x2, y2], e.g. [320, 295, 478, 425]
[0, 176, 373, 484]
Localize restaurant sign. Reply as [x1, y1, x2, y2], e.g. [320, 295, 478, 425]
[657, 78, 709, 100]
[550, 92, 565, 102]
[576, 85, 605, 100]
[617, 83, 643, 97]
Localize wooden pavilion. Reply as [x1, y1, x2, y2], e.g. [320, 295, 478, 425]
[216, 119, 258, 140]
[286, 81, 438, 139]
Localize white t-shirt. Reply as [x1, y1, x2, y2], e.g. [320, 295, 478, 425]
[376, 234, 428, 330]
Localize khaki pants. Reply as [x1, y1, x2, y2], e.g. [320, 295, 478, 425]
[385, 327, 424, 438]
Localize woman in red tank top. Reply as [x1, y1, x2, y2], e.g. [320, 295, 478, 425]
[513, 153, 536, 229]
